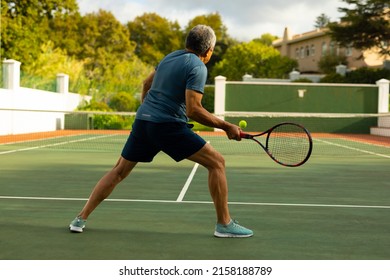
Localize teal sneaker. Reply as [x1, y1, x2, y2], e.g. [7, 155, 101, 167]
[214, 219, 253, 238]
[69, 216, 86, 233]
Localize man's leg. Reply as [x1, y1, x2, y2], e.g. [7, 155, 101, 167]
[77, 156, 137, 220]
[187, 143, 230, 225]
[70, 157, 137, 232]
[188, 143, 253, 237]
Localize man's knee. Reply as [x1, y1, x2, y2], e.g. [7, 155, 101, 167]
[207, 151, 225, 170]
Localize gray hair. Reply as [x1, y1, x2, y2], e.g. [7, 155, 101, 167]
[185, 25, 216, 55]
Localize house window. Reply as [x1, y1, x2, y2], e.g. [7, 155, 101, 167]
[345, 44, 353, 56]
[295, 48, 300, 59]
[300, 47, 305, 58]
[329, 41, 335, 55]
[310, 44, 315, 56]
[321, 42, 327, 56]
[305, 46, 310, 57]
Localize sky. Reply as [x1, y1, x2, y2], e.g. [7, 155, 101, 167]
[76, 0, 347, 41]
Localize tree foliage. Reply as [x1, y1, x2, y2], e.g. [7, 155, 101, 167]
[315, 13, 331, 28]
[21, 41, 89, 92]
[127, 13, 183, 66]
[78, 10, 135, 72]
[253, 33, 279, 46]
[318, 53, 349, 74]
[345, 67, 390, 83]
[185, 13, 239, 82]
[328, 0, 390, 56]
[1, 1, 304, 112]
[1, 0, 79, 65]
[211, 41, 297, 81]
[108, 92, 140, 112]
[320, 67, 390, 83]
[77, 99, 133, 129]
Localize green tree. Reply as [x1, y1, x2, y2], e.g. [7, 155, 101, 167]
[92, 55, 153, 102]
[185, 13, 239, 83]
[1, 0, 79, 66]
[127, 13, 183, 66]
[108, 92, 139, 112]
[76, 10, 147, 100]
[48, 9, 83, 57]
[78, 10, 135, 71]
[253, 33, 279, 46]
[1, 1, 153, 106]
[267, 55, 299, 78]
[185, 13, 229, 43]
[211, 41, 297, 81]
[315, 13, 331, 28]
[318, 53, 348, 74]
[78, 99, 112, 112]
[21, 41, 89, 93]
[328, 0, 390, 56]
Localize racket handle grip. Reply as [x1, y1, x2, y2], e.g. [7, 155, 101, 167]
[240, 132, 251, 139]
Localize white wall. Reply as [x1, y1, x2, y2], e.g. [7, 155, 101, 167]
[0, 87, 91, 135]
[0, 59, 91, 135]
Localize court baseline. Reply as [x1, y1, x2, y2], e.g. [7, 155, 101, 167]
[1, 195, 389, 210]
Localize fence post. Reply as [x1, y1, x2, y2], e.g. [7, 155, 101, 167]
[289, 69, 300, 81]
[2, 59, 21, 90]
[336, 64, 347, 76]
[242, 73, 253, 82]
[376, 79, 389, 113]
[56, 73, 69, 94]
[214, 76, 226, 125]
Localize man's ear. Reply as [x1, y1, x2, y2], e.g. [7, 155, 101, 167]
[205, 47, 213, 56]
[200, 47, 211, 58]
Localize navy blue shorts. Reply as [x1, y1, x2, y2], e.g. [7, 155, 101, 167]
[121, 119, 207, 162]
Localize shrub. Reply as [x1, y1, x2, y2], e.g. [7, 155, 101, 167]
[319, 73, 347, 83]
[202, 85, 215, 113]
[345, 67, 390, 84]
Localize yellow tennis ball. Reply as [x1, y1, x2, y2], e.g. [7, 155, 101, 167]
[239, 120, 247, 129]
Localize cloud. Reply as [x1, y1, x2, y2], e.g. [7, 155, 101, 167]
[77, 0, 344, 41]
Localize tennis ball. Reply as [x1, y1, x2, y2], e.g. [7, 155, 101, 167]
[239, 120, 247, 129]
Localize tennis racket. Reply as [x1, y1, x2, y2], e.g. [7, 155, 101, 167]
[240, 122, 313, 167]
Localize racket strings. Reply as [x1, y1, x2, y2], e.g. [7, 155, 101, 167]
[267, 124, 311, 166]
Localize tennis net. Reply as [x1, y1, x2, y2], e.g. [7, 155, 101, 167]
[0, 109, 389, 158]
[214, 111, 390, 158]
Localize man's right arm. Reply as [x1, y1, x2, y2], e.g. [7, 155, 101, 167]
[185, 89, 242, 141]
[141, 70, 155, 103]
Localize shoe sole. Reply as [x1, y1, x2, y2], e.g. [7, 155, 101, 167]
[214, 231, 253, 238]
[69, 225, 84, 233]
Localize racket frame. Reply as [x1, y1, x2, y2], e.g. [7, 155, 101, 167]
[240, 122, 313, 167]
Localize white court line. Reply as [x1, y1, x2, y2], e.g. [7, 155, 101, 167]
[0, 134, 114, 155]
[177, 163, 200, 202]
[0, 135, 78, 145]
[0, 195, 389, 209]
[315, 138, 390, 159]
[176, 141, 210, 202]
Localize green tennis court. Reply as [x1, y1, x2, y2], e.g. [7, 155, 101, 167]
[0, 131, 389, 260]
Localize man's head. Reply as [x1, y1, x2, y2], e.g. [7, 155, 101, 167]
[185, 25, 216, 61]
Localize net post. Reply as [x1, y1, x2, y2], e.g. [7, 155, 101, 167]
[214, 75, 226, 131]
[376, 79, 389, 113]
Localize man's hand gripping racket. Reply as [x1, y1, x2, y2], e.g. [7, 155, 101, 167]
[240, 122, 313, 167]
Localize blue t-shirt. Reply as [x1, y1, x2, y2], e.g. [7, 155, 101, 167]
[136, 50, 207, 123]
